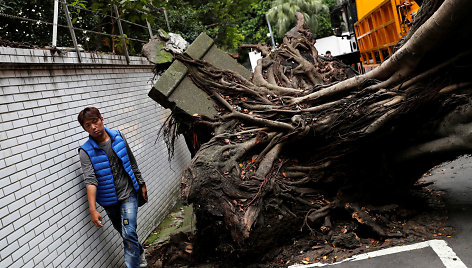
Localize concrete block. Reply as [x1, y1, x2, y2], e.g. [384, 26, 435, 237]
[12, 93, 29, 103]
[32, 107, 47, 116]
[8, 222, 27, 243]
[19, 245, 39, 265]
[26, 140, 43, 152]
[9, 168, 26, 183]
[35, 222, 53, 242]
[22, 124, 38, 135]
[35, 144, 50, 155]
[19, 199, 36, 216]
[27, 230, 44, 249]
[0, 223, 13, 241]
[0, 103, 7, 114]
[11, 257, 25, 267]
[14, 159, 32, 173]
[3, 85, 20, 95]
[15, 48, 30, 56]
[12, 119, 29, 129]
[18, 109, 34, 118]
[22, 100, 38, 110]
[5, 154, 22, 167]
[52, 252, 66, 267]
[0, 164, 17, 179]
[0, 255, 13, 267]
[0, 54, 11, 63]
[32, 247, 49, 265]
[0, 94, 14, 104]
[37, 98, 51, 107]
[5, 127, 24, 139]
[1, 210, 20, 226]
[16, 55, 27, 63]
[7, 189, 26, 210]
[1, 111, 19, 122]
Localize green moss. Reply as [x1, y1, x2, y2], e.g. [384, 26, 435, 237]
[158, 29, 170, 40]
[144, 202, 195, 246]
[154, 40, 174, 64]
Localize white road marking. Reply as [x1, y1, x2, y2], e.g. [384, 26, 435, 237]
[289, 239, 467, 268]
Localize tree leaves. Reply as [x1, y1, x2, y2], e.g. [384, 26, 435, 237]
[267, 0, 328, 38]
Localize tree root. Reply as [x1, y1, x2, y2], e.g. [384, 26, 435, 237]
[439, 82, 472, 94]
[253, 59, 304, 96]
[256, 143, 284, 178]
[363, 108, 399, 134]
[172, 1, 472, 257]
[239, 43, 271, 57]
[223, 111, 295, 130]
[345, 203, 387, 237]
[255, 133, 284, 164]
[307, 201, 337, 223]
[395, 50, 472, 92]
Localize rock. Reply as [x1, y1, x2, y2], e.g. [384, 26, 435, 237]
[142, 37, 173, 64]
[166, 33, 188, 54]
[142, 30, 188, 64]
[333, 232, 360, 249]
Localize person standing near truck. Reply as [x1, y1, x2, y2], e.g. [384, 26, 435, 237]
[77, 107, 148, 268]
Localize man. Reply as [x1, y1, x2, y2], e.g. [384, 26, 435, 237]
[78, 107, 148, 268]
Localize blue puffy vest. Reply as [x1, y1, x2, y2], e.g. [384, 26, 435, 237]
[80, 127, 139, 206]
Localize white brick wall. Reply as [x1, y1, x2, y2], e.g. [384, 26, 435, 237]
[0, 47, 191, 267]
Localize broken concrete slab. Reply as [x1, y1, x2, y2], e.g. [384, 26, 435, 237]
[148, 32, 251, 119]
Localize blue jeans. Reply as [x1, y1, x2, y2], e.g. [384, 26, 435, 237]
[105, 193, 144, 268]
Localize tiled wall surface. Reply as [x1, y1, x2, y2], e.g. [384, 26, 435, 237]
[0, 48, 191, 267]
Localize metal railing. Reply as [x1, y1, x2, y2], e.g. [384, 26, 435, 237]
[0, 0, 171, 64]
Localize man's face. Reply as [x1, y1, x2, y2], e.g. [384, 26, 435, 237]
[82, 117, 105, 139]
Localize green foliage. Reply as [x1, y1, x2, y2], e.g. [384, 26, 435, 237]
[267, 0, 328, 40]
[322, 0, 337, 10]
[316, 0, 337, 38]
[239, 0, 272, 45]
[151, 0, 259, 52]
[0, 0, 153, 54]
[316, 11, 333, 38]
[0, 0, 58, 47]
[0, 0, 337, 54]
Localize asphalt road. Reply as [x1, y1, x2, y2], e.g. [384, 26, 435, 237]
[425, 155, 472, 268]
[291, 155, 472, 268]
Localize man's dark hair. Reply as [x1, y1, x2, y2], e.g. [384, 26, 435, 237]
[78, 107, 102, 127]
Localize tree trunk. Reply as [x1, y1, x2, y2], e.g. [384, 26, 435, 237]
[161, 0, 472, 260]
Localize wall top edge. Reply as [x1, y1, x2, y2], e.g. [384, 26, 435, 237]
[0, 46, 154, 66]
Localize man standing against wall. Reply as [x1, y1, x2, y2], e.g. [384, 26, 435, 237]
[77, 107, 148, 268]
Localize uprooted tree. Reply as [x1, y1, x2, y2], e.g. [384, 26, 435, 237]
[156, 0, 472, 261]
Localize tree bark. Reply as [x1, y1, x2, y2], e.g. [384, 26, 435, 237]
[159, 0, 472, 259]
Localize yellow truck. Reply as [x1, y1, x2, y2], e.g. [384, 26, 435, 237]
[354, 0, 420, 70]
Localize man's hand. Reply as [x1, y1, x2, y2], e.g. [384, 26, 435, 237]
[86, 184, 103, 227]
[90, 210, 103, 227]
[141, 184, 148, 202]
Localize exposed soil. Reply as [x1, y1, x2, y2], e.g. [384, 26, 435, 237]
[144, 182, 454, 268]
